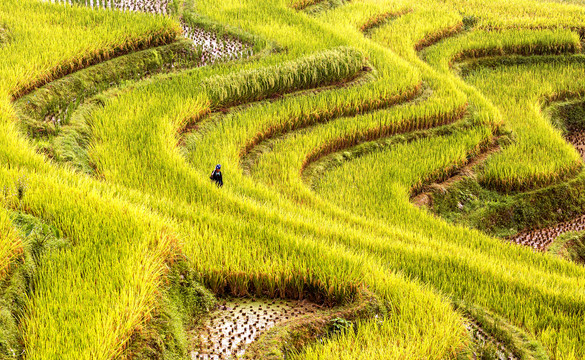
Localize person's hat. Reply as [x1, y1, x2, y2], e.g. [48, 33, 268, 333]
[216, 164, 221, 170]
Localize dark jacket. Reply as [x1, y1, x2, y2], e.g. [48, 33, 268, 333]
[210, 169, 223, 187]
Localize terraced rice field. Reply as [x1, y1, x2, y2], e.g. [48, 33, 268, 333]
[507, 129, 585, 250]
[1, 0, 585, 359]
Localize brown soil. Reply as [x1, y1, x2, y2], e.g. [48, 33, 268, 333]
[190, 298, 323, 360]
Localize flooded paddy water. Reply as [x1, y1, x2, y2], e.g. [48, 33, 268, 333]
[190, 298, 323, 360]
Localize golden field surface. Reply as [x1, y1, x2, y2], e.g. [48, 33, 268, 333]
[0, 0, 584, 359]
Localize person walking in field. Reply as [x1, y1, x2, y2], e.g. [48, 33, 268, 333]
[210, 164, 223, 187]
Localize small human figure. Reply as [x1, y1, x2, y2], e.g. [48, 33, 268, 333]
[210, 164, 223, 187]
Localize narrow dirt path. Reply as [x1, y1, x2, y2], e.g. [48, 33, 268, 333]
[191, 298, 323, 360]
[406, 108, 585, 252]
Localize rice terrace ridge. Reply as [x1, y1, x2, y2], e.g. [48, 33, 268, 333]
[0, 0, 584, 359]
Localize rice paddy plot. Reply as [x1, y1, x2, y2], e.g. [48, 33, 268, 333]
[183, 25, 253, 66]
[566, 130, 585, 160]
[509, 214, 585, 250]
[410, 140, 501, 208]
[191, 298, 323, 360]
[48, 0, 170, 14]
